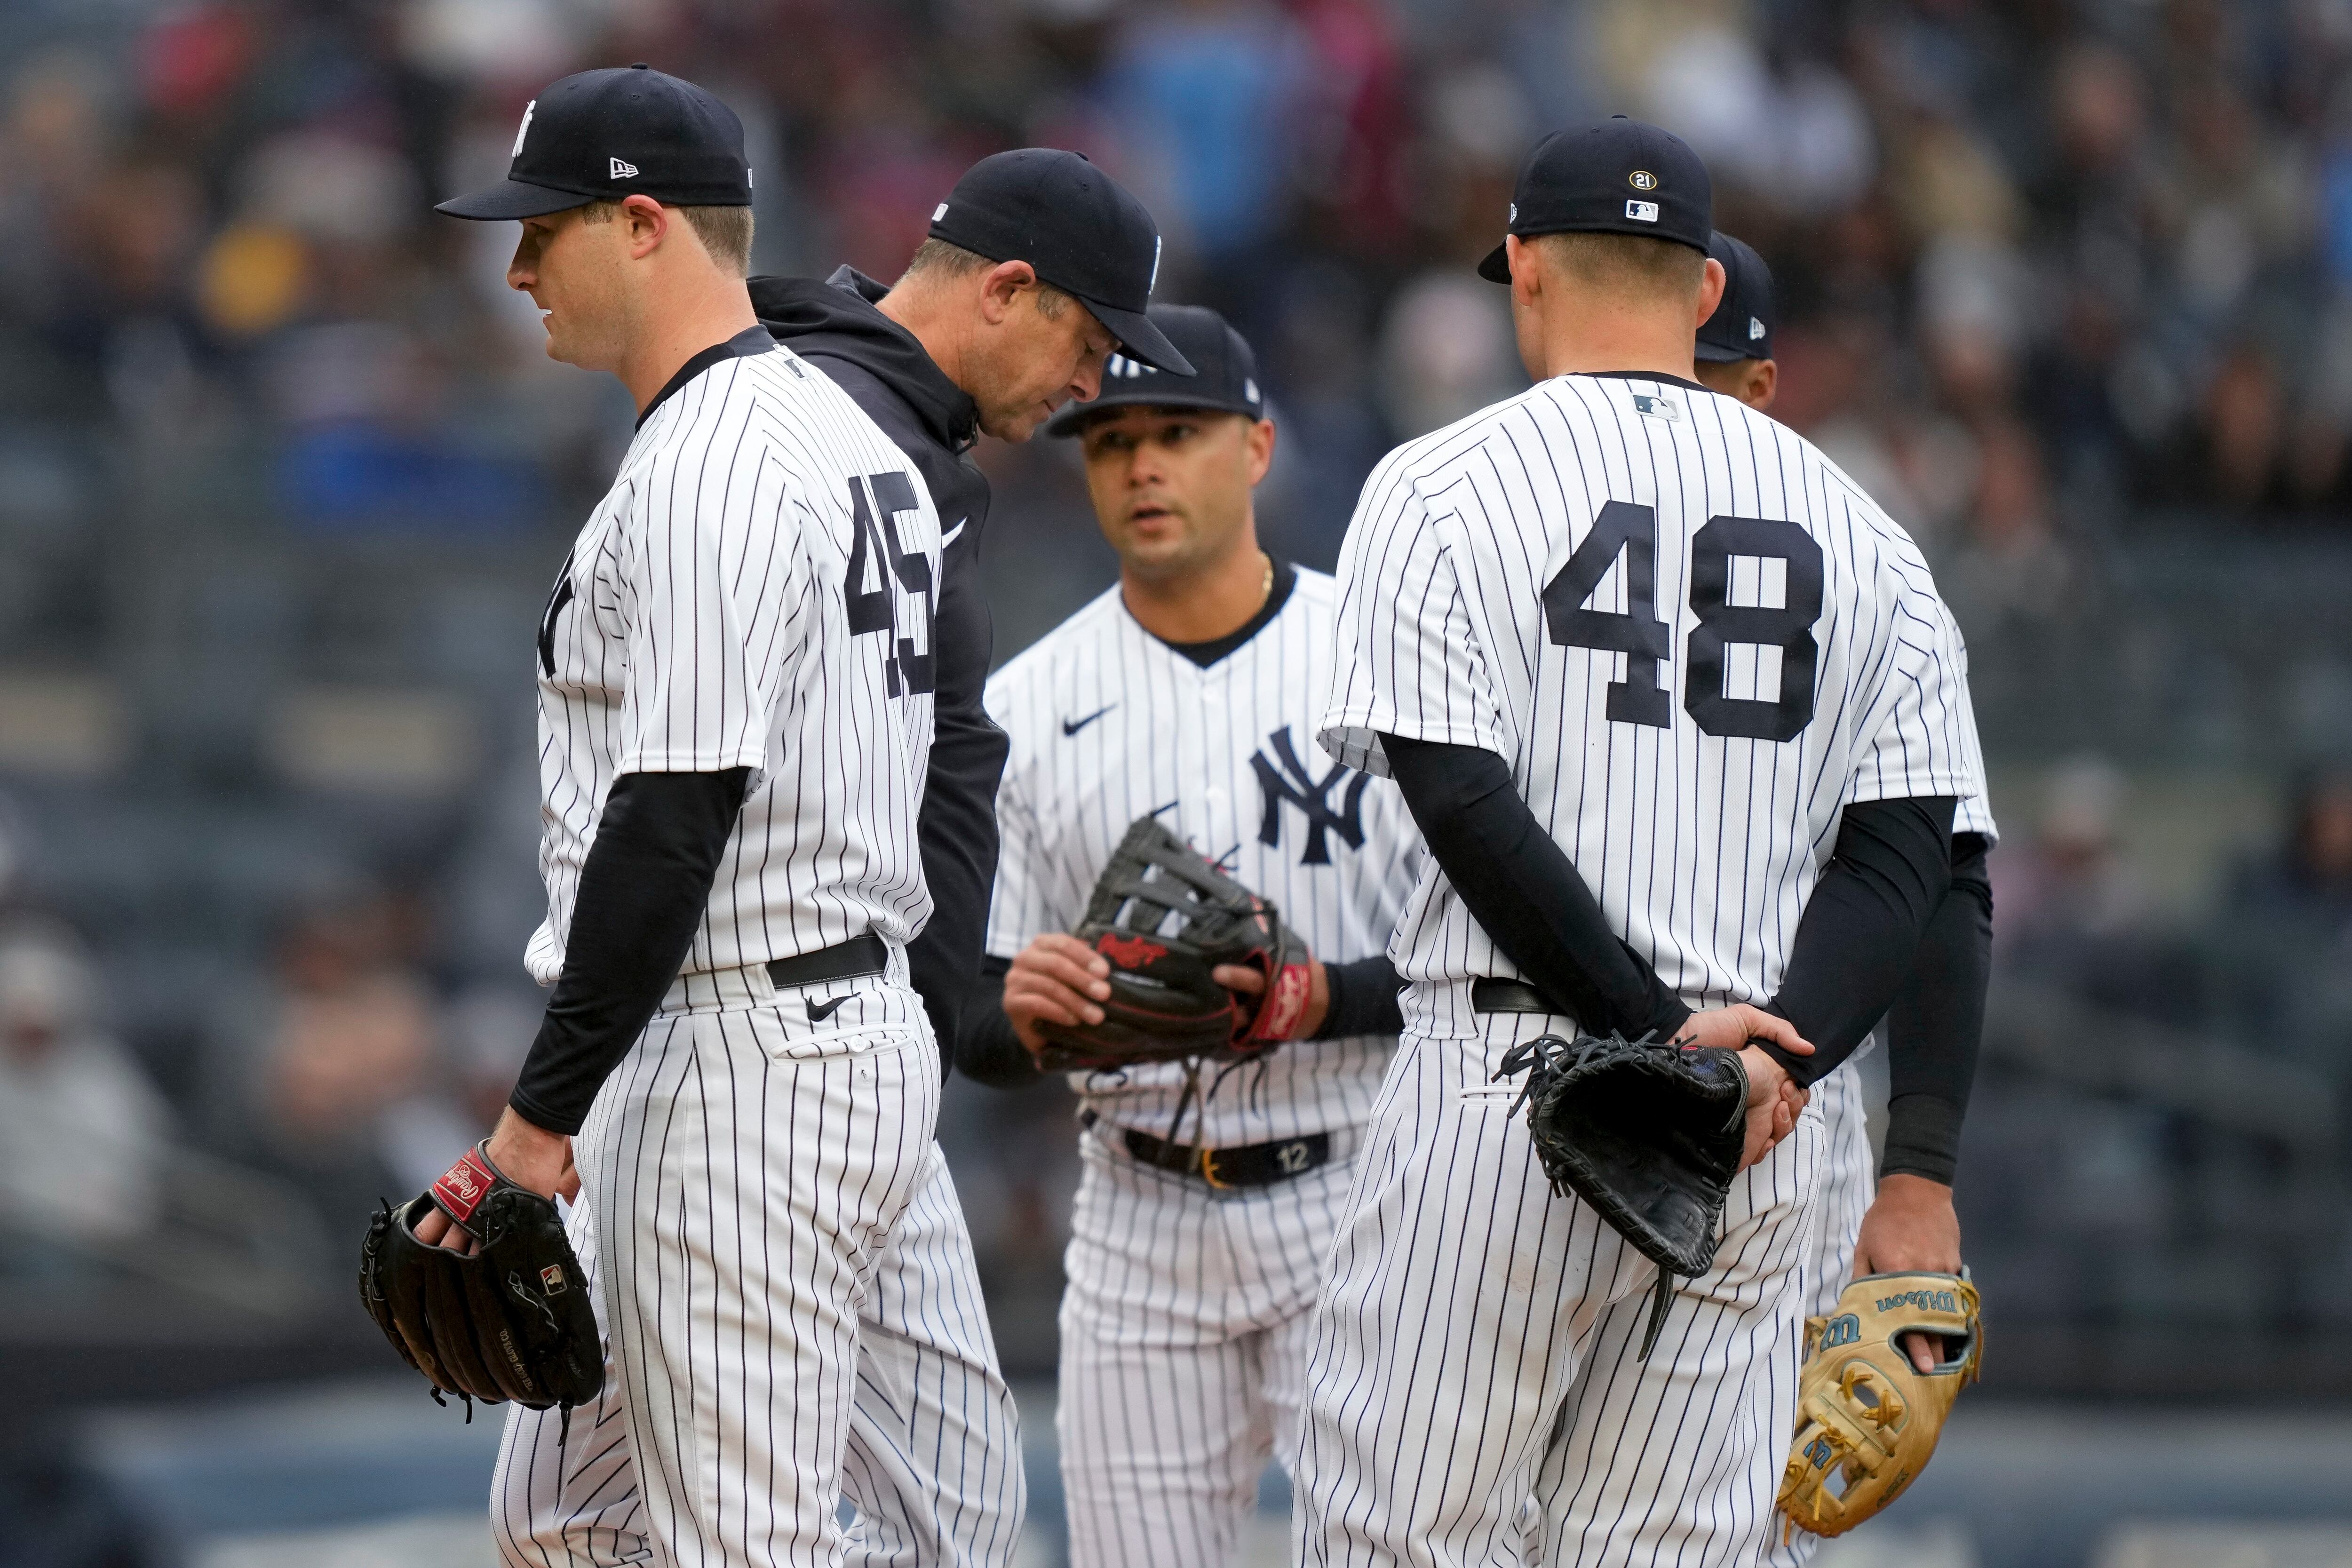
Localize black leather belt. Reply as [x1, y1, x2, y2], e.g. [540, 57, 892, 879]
[767, 933, 889, 991]
[1082, 1111, 1331, 1189]
[1472, 978, 1561, 1014]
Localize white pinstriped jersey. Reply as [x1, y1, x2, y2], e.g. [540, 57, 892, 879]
[985, 568, 1424, 1145]
[526, 338, 943, 985]
[1319, 372, 1984, 1030]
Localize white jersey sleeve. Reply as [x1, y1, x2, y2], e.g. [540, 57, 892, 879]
[612, 443, 811, 785]
[1843, 533, 1981, 810]
[1319, 450, 1514, 776]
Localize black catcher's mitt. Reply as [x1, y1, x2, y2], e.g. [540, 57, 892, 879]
[359, 1142, 602, 1411]
[1034, 817, 1314, 1073]
[1495, 1031, 1750, 1358]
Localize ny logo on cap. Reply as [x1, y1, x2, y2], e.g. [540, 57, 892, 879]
[1105, 354, 1157, 380]
[1626, 199, 1660, 223]
[611, 157, 639, 179]
[1629, 169, 1658, 191]
[512, 101, 537, 158]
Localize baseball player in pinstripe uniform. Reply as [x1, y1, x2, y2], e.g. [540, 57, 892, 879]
[425, 69, 969, 1568]
[1294, 120, 1986, 1567]
[953, 306, 1423, 1568]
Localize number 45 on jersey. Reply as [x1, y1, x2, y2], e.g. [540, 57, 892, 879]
[1545, 501, 1824, 742]
[845, 471, 937, 698]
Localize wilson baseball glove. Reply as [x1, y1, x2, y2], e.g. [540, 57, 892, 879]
[358, 1142, 602, 1412]
[1494, 1031, 1749, 1358]
[1778, 1270, 1982, 1539]
[1033, 816, 1314, 1073]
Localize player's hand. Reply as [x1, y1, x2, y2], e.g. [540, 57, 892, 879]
[413, 1110, 572, 1256]
[1004, 933, 1114, 1059]
[1731, 1045, 1809, 1171]
[1851, 1173, 1963, 1374]
[1211, 958, 1331, 1039]
[1676, 1003, 1812, 1060]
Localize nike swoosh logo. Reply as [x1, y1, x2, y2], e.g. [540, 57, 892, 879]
[806, 996, 850, 1023]
[1062, 704, 1115, 737]
[941, 517, 967, 550]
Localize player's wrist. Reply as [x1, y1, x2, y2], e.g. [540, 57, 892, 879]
[487, 1108, 572, 1197]
[1875, 1171, 1955, 1207]
[1733, 1043, 1791, 1099]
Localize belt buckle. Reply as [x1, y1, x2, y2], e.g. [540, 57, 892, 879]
[1197, 1144, 1232, 1189]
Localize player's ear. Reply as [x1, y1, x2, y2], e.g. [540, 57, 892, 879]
[1507, 235, 1541, 309]
[620, 195, 668, 262]
[977, 260, 1036, 326]
[1748, 358, 1779, 412]
[1696, 256, 1727, 329]
[1245, 416, 1276, 486]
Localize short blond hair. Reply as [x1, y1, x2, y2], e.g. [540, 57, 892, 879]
[1525, 231, 1706, 299]
[581, 199, 755, 276]
[900, 238, 1073, 318]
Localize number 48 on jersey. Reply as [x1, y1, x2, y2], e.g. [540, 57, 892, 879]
[1543, 500, 1824, 742]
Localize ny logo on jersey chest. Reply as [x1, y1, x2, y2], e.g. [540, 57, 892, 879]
[1251, 724, 1368, 866]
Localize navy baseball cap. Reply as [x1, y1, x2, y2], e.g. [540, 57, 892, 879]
[437, 65, 752, 220]
[929, 150, 1194, 375]
[1045, 305, 1262, 437]
[1696, 231, 1775, 363]
[1478, 117, 1712, 284]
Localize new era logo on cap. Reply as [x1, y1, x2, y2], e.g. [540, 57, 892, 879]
[611, 156, 639, 178]
[1626, 199, 1660, 222]
[1750, 316, 1766, 340]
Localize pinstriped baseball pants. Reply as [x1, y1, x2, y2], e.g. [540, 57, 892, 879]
[489, 970, 1024, 1568]
[1293, 1020, 1825, 1568]
[1057, 1119, 1357, 1568]
[1523, 1087, 1825, 1567]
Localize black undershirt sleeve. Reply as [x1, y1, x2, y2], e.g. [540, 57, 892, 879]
[1314, 954, 1405, 1040]
[510, 768, 750, 1135]
[1760, 796, 1957, 1087]
[1380, 735, 1691, 1042]
[1878, 834, 1992, 1185]
[954, 955, 1041, 1089]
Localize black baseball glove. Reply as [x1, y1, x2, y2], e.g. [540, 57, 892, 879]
[1033, 817, 1314, 1073]
[358, 1142, 603, 1411]
[1495, 1031, 1750, 1359]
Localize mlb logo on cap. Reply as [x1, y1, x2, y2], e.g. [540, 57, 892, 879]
[1626, 199, 1660, 223]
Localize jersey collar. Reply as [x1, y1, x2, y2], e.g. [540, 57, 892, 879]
[1133, 556, 1298, 670]
[1573, 368, 1711, 395]
[636, 325, 775, 430]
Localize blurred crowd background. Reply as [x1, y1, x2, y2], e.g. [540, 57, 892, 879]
[6, 0, 2352, 1562]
